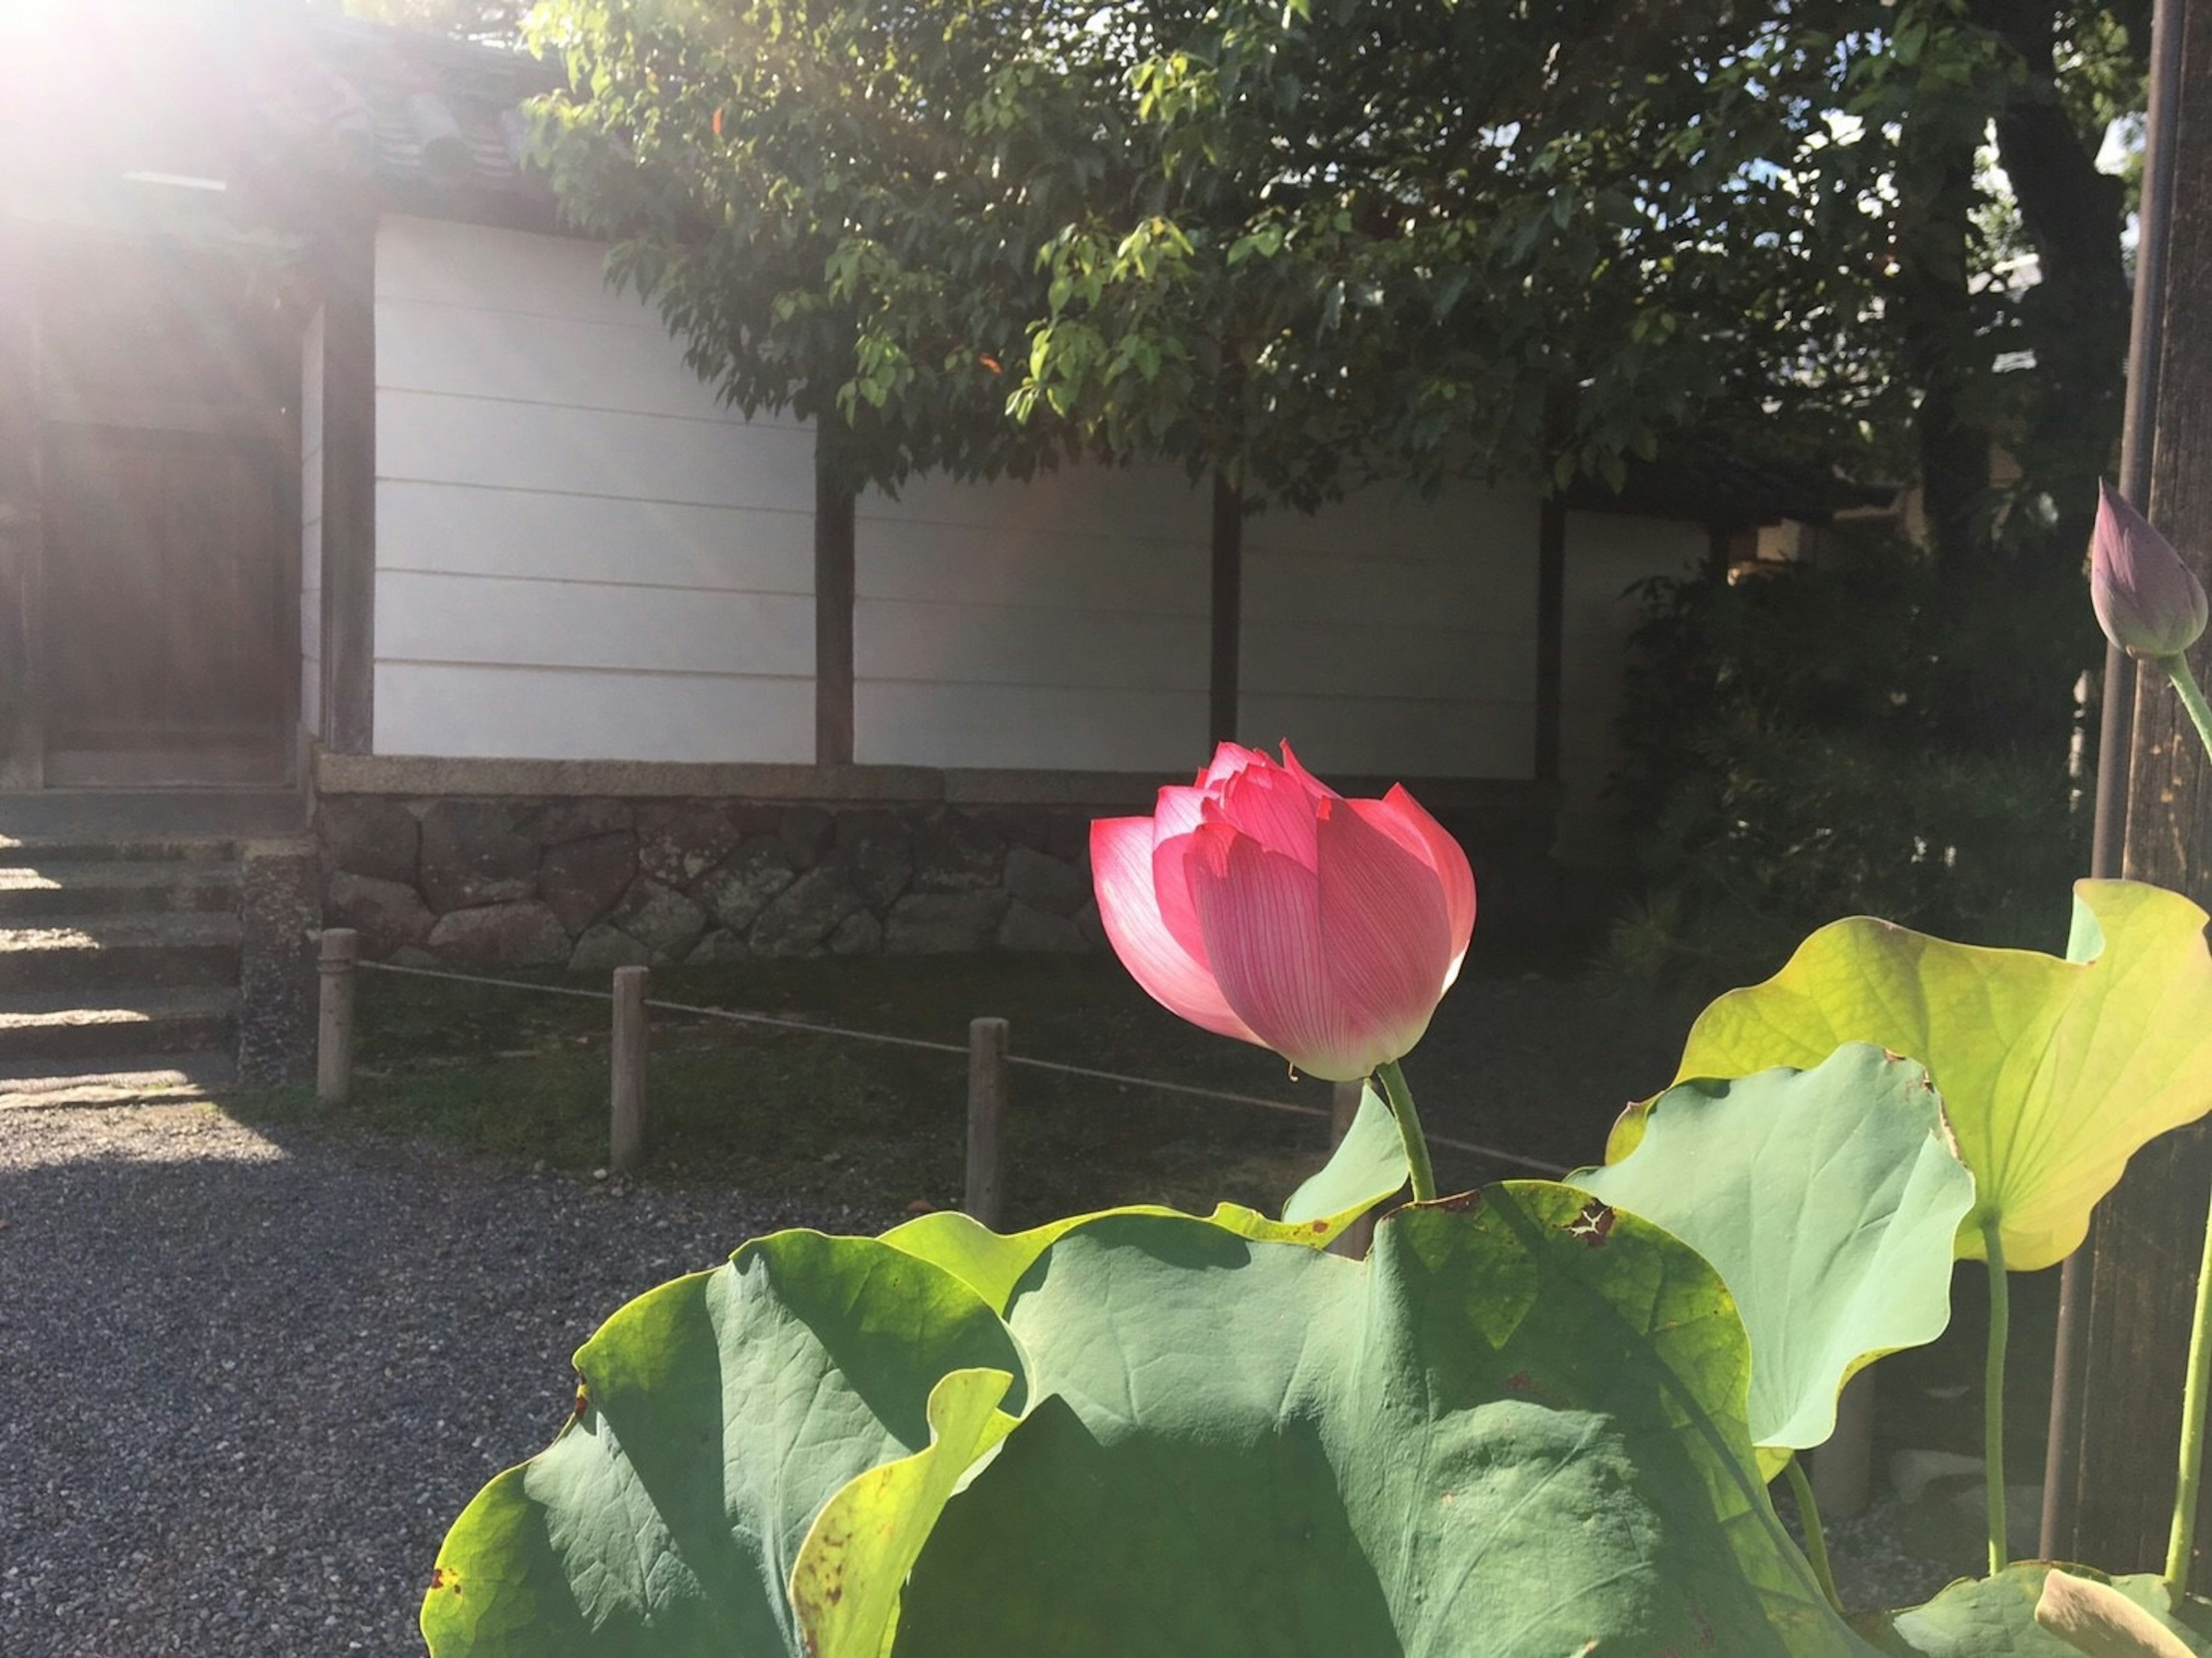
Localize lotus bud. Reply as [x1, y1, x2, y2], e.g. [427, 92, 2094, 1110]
[2092, 481, 2207, 662]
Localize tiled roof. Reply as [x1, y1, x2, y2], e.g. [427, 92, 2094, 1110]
[262, 17, 559, 208]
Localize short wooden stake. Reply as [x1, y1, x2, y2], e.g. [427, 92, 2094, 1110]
[609, 965, 649, 1175]
[965, 1016, 1009, 1230]
[1329, 1077, 1377, 1258]
[316, 927, 358, 1109]
[1813, 1364, 1877, 1521]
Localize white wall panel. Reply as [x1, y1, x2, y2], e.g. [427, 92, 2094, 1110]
[372, 217, 820, 764]
[1237, 693, 1536, 779]
[377, 571, 813, 678]
[375, 663, 815, 763]
[857, 683, 1209, 772]
[1239, 482, 1541, 778]
[377, 215, 665, 333]
[377, 481, 810, 593]
[854, 464, 1211, 769]
[378, 390, 816, 510]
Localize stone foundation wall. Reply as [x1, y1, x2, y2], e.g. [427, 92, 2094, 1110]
[316, 796, 1107, 970]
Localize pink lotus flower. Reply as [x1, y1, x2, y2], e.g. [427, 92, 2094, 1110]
[2092, 480, 2207, 662]
[1090, 742, 1476, 1082]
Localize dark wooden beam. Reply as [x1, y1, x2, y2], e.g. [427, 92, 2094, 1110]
[0, 223, 41, 787]
[318, 211, 377, 756]
[813, 429, 857, 767]
[1533, 495, 1567, 781]
[1210, 469, 1243, 748]
[2050, 0, 2212, 1574]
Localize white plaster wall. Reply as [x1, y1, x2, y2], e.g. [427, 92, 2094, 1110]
[1556, 510, 1708, 861]
[854, 464, 1213, 771]
[1239, 483, 1541, 779]
[300, 305, 323, 739]
[369, 215, 814, 762]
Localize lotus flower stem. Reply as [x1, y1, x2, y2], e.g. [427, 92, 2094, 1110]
[1782, 1454, 1844, 1617]
[1982, 1215, 2010, 1576]
[2159, 654, 2212, 765]
[2163, 1171, 2212, 1599]
[1375, 1060, 1437, 1203]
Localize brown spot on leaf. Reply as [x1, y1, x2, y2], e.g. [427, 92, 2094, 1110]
[1430, 1190, 1483, 1213]
[1566, 1200, 1616, 1247]
[430, 1565, 460, 1596]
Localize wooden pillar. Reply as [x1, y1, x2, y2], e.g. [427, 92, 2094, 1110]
[1533, 495, 1567, 781]
[2050, 0, 2212, 1573]
[0, 220, 43, 788]
[609, 965, 649, 1175]
[1210, 468, 1243, 748]
[319, 210, 377, 755]
[965, 1016, 1009, 1229]
[815, 424, 857, 766]
[316, 928, 359, 1107]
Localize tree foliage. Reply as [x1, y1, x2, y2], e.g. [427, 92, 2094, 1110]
[343, 0, 535, 41]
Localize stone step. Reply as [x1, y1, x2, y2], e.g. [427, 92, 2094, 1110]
[0, 912, 242, 992]
[0, 1050, 236, 1108]
[0, 860, 240, 918]
[0, 987, 238, 1063]
[0, 836, 240, 865]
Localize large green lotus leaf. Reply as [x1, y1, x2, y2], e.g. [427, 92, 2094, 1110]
[421, 1232, 1024, 1658]
[1857, 1564, 2212, 1656]
[876, 1185, 1380, 1317]
[789, 1368, 1019, 1658]
[1673, 880, 2212, 1269]
[890, 1187, 1872, 1656]
[1282, 1079, 1409, 1223]
[1574, 1044, 1976, 1456]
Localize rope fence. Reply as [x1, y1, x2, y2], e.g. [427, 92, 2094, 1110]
[319, 928, 1571, 1226]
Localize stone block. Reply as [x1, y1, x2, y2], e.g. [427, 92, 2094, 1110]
[781, 805, 836, 870]
[751, 864, 868, 956]
[609, 878, 709, 963]
[828, 910, 884, 954]
[1076, 900, 1108, 950]
[836, 809, 914, 906]
[637, 802, 740, 886]
[685, 929, 745, 965]
[570, 924, 653, 974]
[317, 796, 419, 886]
[419, 802, 539, 911]
[1045, 811, 1092, 863]
[911, 809, 1005, 893]
[997, 900, 1089, 953]
[427, 900, 571, 968]
[325, 871, 436, 959]
[528, 799, 633, 846]
[885, 890, 1010, 954]
[1004, 845, 1089, 915]
[540, 832, 637, 935]
[694, 837, 797, 933]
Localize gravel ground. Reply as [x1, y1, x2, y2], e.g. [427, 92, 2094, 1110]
[2, 1098, 1955, 1655]
[0, 1102, 893, 1657]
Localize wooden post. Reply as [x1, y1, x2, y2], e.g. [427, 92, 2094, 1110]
[1328, 1077, 1376, 1258]
[609, 965, 649, 1175]
[2051, 0, 2212, 1573]
[316, 927, 358, 1108]
[1210, 469, 1244, 747]
[814, 423, 857, 766]
[1813, 1366, 1876, 1522]
[965, 1016, 1009, 1229]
